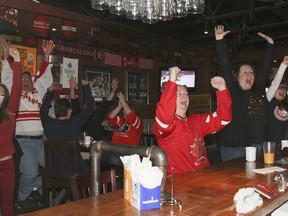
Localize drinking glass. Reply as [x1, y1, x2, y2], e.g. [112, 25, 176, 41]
[263, 142, 275, 165]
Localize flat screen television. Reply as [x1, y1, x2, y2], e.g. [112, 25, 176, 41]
[160, 68, 196, 91]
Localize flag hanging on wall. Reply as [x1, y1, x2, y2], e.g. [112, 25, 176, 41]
[104, 52, 122, 66]
[139, 58, 154, 70]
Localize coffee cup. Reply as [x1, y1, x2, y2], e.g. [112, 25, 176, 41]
[263, 142, 275, 165]
[84, 136, 93, 147]
[245, 146, 256, 162]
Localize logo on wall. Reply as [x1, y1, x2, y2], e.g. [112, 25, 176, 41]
[62, 20, 77, 39]
[33, 15, 50, 36]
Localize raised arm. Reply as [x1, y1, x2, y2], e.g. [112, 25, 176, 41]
[254, 32, 275, 92]
[214, 25, 234, 88]
[0, 34, 10, 60]
[106, 78, 119, 101]
[0, 35, 13, 91]
[153, 66, 180, 137]
[34, 40, 55, 99]
[42, 40, 55, 63]
[200, 77, 232, 135]
[118, 92, 131, 116]
[266, 56, 288, 102]
[8, 47, 21, 113]
[73, 80, 94, 126]
[108, 92, 124, 119]
[69, 76, 81, 116]
[40, 86, 54, 127]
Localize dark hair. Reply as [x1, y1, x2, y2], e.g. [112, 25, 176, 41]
[232, 63, 255, 80]
[0, 84, 11, 124]
[277, 81, 288, 111]
[128, 100, 141, 116]
[54, 98, 71, 118]
[22, 71, 32, 77]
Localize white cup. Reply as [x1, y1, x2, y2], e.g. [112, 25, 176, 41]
[281, 140, 288, 150]
[246, 146, 256, 162]
[84, 136, 93, 146]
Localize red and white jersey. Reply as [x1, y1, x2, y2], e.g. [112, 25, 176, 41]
[153, 80, 232, 175]
[1, 59, 53, 136]
[107, 111, 143, 146]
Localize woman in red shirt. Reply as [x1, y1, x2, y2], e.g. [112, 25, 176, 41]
[0, 47, 21, 216]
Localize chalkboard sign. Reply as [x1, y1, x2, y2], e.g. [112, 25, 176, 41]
[188, 94, 211, 115]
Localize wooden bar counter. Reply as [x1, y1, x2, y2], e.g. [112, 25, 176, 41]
[22, 156, 288, 216]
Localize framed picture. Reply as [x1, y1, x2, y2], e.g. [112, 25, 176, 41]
[127, 71, 149, 105]
[83, 66, 111, 101]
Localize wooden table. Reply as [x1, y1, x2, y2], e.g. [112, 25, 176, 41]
[22, 156, 288, 216]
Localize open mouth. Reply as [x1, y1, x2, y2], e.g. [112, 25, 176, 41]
[180, 101, 187, 106]
[246, 79, 252, 85]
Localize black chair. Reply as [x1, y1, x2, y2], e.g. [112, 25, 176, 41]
[42, 140, 87, 207]
[70, 169, 117, 200]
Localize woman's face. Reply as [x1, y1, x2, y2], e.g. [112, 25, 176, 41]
[237, 65, 255, 90]
[275, 84, 287, 101]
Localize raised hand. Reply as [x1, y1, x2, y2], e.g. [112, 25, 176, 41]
[169, 66, 181, 82]
[215, 25, 230, 40]
[211, 76, 226, 91]
[116, 92, 126, 103]
[283, 56, 288, 65]
[42, 40, 55, 60]
[257, 32, 274, 44]
[0, 34, 11, 59]
[81, 79, 89, 86]
[8, 47, 20, 62]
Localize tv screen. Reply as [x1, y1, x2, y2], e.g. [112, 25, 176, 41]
[160, 68, 196, 90]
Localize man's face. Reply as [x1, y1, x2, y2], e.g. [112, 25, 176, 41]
[21, 73, 33, 92]
[237, 65, 254, 90]
[176, 85, 189, 117]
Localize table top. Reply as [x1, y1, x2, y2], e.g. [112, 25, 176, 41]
[22, 155, 288, 216]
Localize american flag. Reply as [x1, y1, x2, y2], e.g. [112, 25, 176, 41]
[104, 52, 122, 66]
[139, 58, 154, 70]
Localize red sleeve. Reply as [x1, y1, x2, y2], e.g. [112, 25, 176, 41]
[153, 80, 177, 137]
[8, 62, 21, 113]
[107, 113, 124, 130]
[197, 88, 232, 135]
[155, 80, 177, 125]
[34, 60, 49, 81]
[126, 112, 143, 131]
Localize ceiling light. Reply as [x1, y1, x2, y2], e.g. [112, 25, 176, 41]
[91, 0, 205, 24]
[51, 27, 57, 31]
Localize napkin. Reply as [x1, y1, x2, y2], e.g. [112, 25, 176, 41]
[252, 166, 286, 174]
[233, 187, 263, 214]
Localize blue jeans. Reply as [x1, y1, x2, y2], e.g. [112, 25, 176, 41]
[220, 146, 245, 162]
[18, 138, 45, 201]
